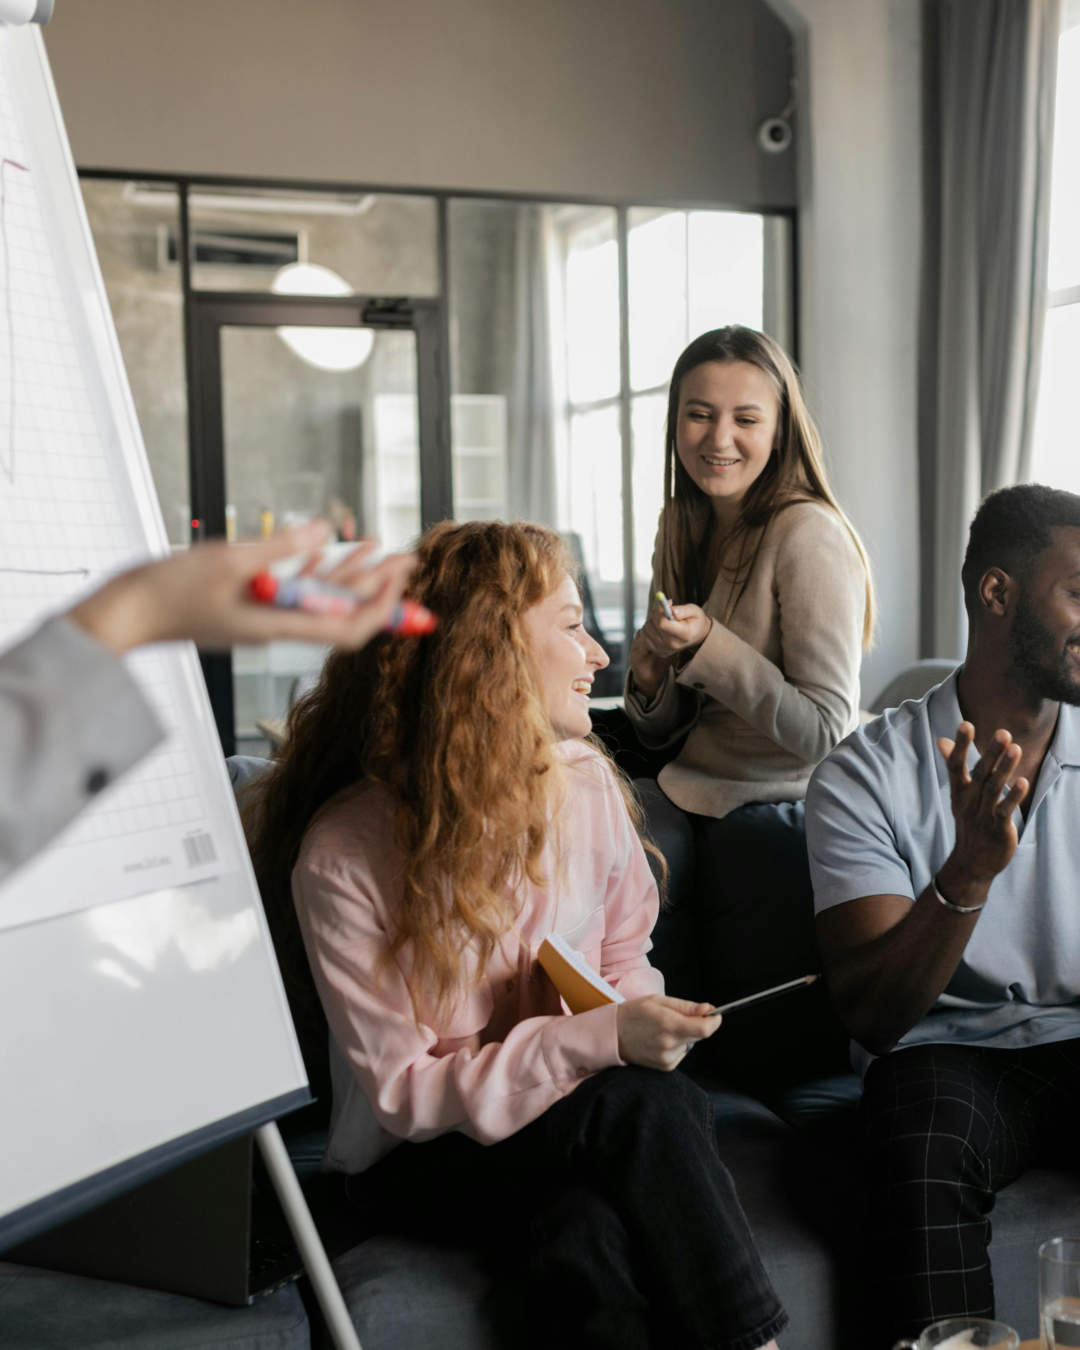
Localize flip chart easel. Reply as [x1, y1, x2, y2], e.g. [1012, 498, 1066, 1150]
[0, 18, 360, 1349]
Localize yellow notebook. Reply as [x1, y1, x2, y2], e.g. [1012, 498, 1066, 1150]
[538, 932, 625, 1015]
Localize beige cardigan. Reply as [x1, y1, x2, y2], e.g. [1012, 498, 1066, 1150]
[624, 501, 866, 819]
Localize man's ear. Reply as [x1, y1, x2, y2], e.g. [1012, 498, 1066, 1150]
[978, 567, 1014, 617]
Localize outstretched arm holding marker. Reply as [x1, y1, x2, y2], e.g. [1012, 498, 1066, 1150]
[0, 521, 421, 882]
[247, 569, 436, 636]
[69, 521, 420, 653]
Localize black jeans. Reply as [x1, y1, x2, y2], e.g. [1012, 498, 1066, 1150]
[859, 1037, 1080, 1345]
[635, 779, 849, 1087]
[347, 1066, 787, 1350]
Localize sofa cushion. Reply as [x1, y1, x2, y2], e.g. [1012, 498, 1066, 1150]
[331, 1235, 526, 1350]
[0, 1260, 309, 1350]
[762, 1070, 863, 1169]
[765, 1071, 863, 1132]
[692, 1072, 796, 1142]
[722, 1131, 863, 1350]
[694, 1080, 863, 1350]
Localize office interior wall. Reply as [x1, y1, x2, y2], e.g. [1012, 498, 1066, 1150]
[767, 0, 923, 702]
[51, 0, 924, 704]
[43, 0, 796, 207]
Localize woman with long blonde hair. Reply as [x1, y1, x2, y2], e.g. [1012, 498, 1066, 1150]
[625, 325, 873, 1079]
[248, 519, 787, 1350]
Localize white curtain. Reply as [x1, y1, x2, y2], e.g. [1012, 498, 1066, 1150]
[920, 0, 1062, 657]
[507, 206, 560, 524]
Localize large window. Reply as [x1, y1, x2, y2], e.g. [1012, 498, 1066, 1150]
[1031, 3, 1080, 489]
[625, 209, 775, 623]
[449, 200, 794, 687]
[560, 207, 780, 642]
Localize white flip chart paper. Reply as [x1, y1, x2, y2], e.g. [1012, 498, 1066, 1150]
[0, 31, 238, 933]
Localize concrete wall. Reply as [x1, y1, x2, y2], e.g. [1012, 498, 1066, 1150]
[44, 0, 796, 207]
[767, 0, 923, 702]
[79, 180, 189, 544]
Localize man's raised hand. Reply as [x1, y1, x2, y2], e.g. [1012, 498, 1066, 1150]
[936, 722, 1028, 893]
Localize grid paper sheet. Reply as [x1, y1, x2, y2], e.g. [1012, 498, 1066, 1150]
[0, 31, 237, 933]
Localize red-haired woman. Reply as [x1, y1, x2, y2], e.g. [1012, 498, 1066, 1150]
[247, 520, 786, 1350]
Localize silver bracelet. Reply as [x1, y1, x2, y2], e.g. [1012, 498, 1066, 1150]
[931, 874, 985, 915]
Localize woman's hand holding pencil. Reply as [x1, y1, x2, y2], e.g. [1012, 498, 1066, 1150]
[628, 590, 714, 697]
[646, 593, 712, 653]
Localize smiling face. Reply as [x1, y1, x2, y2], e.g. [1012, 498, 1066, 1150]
[674, 359, 781, 522]
[522, 572, 610, 740]
[1006, 527, 1080, 705]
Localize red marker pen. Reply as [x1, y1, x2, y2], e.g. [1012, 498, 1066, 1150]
[248, 573, 437, 636]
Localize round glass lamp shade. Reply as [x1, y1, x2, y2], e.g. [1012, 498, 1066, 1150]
[271, 262, 374, 372]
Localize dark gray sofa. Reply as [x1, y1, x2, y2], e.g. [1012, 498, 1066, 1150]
[2, 755, 1074, 1346]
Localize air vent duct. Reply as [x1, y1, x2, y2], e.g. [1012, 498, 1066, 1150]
[158, 226, 302, 271]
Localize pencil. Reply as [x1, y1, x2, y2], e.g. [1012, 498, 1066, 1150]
[700, 973, 818, 1017]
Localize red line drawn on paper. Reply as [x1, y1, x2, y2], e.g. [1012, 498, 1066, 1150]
[0, 156, 29, 485]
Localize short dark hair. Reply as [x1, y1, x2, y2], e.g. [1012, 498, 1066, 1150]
[962, 483, 1080, 610]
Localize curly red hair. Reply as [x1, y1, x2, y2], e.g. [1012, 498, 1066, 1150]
[247, 520, 594, 1028]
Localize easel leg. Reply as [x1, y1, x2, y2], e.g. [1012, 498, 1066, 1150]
[255, 1122, 363, 1350]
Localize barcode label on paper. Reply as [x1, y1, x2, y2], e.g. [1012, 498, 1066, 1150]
[182, 832, 217, 867]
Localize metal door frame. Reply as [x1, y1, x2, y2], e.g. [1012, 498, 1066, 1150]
[188, 291, 449, 752]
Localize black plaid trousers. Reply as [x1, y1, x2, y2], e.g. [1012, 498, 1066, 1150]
[859, 1036, 1080, 1345]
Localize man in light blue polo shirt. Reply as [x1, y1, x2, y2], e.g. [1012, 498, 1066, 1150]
[806, 484, 1080, 1346]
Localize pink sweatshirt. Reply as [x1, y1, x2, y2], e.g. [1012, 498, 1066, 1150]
[292, 741, 664, 1173]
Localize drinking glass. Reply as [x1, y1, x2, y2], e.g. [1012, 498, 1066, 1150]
[1041, 1237, 1080, 1348]
[891, 1318, 1019, 1350]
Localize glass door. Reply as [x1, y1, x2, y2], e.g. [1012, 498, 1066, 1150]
[189, 294, 445, 753]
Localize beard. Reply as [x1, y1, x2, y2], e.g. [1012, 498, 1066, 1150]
[1008, 592, 1080, 705]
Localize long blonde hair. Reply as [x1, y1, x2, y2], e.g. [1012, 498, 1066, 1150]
[247, 519, 653, 1035]
[658, 326, 875, 648]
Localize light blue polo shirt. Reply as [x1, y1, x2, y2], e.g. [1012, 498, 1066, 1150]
[806, 670, 1080, 1063]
